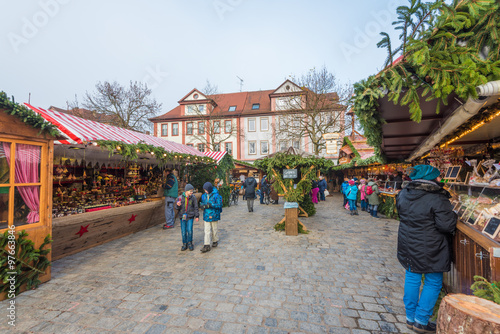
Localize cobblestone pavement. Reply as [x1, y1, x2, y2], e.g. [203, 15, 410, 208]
[1, 194, 413, 334]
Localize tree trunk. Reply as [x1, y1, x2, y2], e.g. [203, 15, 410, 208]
[437, 294, 500, 334]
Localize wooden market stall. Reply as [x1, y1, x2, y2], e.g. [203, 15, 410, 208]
[0, 99, 57, 300]
[21, 104, 209, 260]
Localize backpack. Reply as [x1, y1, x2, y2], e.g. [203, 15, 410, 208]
[366, 185, 373, 195]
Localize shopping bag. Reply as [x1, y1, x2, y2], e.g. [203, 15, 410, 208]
[324, 190, 330, 196]
[345, 202, 350, 210]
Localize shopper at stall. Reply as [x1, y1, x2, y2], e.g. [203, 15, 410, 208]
[341, 178, 349, 208]
[358, 179, 368, 212]
[243, 172, 257, 212]
[163, 168, 178, 229]
[175, 184, 199, 251]
[366, 178, 380, 218]
[310, 179, 319, 204]
[200, 182, 223, 253]
[260, 175, 268, 204]
[318, 176, 327, 201]
[396, 165, 457, 333]
[346, 179, 359, 215]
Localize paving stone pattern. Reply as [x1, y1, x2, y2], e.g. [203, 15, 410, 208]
[1, 194, 414, 333]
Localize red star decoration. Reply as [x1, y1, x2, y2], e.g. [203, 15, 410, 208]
[75, 224, 89, 238]
[128, 214, 137, 224]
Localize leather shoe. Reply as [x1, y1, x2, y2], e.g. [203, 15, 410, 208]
[212, 242, 218, 248]
[406, 320, 414, 329]
[200, 245, 211, 253]
[413, 322, 436, 333]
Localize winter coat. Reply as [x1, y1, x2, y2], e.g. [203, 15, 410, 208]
[396, 180, 457, 273]
[243, 177, 257, 199]
[358, 184, 367, 201]
[268, 179, 279, 202]
[311, 180, 319, 189]
[341, 181, 349, 195]
[366, 181, 380, 205]
[345, 184, 358, 200]
[163, 173, 178, 198]
[200, 188, 223, 222]
[175, 193, 199, 220]
[318, 179, 327, 192]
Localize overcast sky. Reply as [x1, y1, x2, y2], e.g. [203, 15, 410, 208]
[1, 0, 407, 114]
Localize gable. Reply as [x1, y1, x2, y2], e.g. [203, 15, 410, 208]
[178, 89, 208, 103]
[272, 80, 303, 95]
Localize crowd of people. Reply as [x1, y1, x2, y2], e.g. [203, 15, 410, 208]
[341, 177, 381, 217]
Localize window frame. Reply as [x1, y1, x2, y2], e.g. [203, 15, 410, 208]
[172, 123, 179, 136]
[224, 120, 232, 134]
[280, 140, 288, 151]
[260, 141, 269, 155]
[248, 118, 256, 132]
[161, 123, 168, 136]
[0, 139, 47, 231]
[198, 121, 205, 135]
[252, 103, 260, 110]
[248, 141, 257, 155]
[186, 122, 193, 135]
[213, 143, 220, 152]
[225, 142, 233, 155]
[197, 143, 205, 152]
[187, 143, 194, 147]
[214, 121, 220, 134]
[293, 139, 301, 150]
[228, 106, 236, 112]
[260, 117, 269, 132]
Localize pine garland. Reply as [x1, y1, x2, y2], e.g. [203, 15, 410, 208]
[0, 92, 60, 137]
[0, 230, 52, 295]
[353, 0, 500, 158]
[471, 275, 500, 304]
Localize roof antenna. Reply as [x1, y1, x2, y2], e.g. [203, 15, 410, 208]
[236, 76, 244, 92]
[28, 92, 31, 104]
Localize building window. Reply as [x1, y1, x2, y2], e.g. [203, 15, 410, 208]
[261, 141, 269, 155]
[248, 141, 256, 155]
[214, 143, 220, 152]
[260, 117, 269, 131]
[172, 123, 179, 136]
[293, 139, 300, 149]
[199, 105, 205, 113]
[248, 118, 256, 132]
[225, 142, 233, 155]
[186, 122, 193, 135]
[187, 143, 194, 147]
[198, 122, 205, 135]
[252, 103, 260, 110]
[187, 104, 205, 114]
[161, 124, 168, 136]
[197, 143, 205, 152]
[214, 121, 220, 134]
[280, 140, 287, 151]
[228, 106, 236, 112]
[225, 120, 232, 133]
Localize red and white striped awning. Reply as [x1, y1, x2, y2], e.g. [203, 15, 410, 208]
[204, 151, 227, 164]
[24, 104, 204, 156]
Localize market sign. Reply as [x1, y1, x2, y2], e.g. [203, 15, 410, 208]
[339, 157, 350, 165]
[284, 202, 299, 209]
[323, 133, 340, 155]
[283, 169, 297, 179]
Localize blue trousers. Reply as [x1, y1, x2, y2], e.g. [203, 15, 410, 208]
[404, 269, 443, 326]
[343, 194, 348, 207]
[319, 191, 325, 201]
[360, 199, 367, 210]
[348, 199, 357, 211]
[180, 218, 194, 244]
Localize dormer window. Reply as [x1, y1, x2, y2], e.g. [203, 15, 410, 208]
[228, 106, 236, 112]
[252, 103, 260, 110]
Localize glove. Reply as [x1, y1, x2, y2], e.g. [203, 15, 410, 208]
[206, 203, 213, 208]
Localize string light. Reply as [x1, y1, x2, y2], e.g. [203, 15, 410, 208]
[440, 109, 500, 148]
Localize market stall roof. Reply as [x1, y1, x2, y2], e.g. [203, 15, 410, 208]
[24, 104, 204, 157]
[338, 133, 377, 166]
[203, 151, 227, 164]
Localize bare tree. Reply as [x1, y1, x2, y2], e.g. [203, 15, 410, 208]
[69, 81, 162, 133]
[272, 66, 352, 155]
[187, 80, 243, 152]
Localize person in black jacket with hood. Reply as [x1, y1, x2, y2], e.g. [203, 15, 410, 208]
[243, 172, 257, 212]
[396, 165, 456, 333]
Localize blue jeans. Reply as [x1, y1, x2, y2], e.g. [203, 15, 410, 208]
[360, 200, 367, 210]
[343, 194, 348, 207]
[368, 204, 378, 212]
[319, 191, 325, 201]
[404, 269, 443, 326]
[165, 197, 175, 227]
[180, 218, 194, 244]
[348, 199, 356, 211]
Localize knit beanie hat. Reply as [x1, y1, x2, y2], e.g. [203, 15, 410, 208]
[185, 184, 194, 192]
[348, 180, 355, 185]
[409, 165, 441, 181]
[203, 182, 213, 194]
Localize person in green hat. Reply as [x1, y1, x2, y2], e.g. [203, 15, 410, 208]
[396, 164, 457, 333]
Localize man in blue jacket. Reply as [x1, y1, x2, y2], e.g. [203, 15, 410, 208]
[200, 182, 223, 253]
[318, 176, 327, 201]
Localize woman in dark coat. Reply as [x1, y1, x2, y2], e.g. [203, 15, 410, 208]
[396, 165, 456, 333]
[243, 172, 257, 212]
[268, 177, 279, 204]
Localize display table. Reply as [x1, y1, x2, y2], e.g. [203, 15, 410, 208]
[52, 198, 165, 260]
